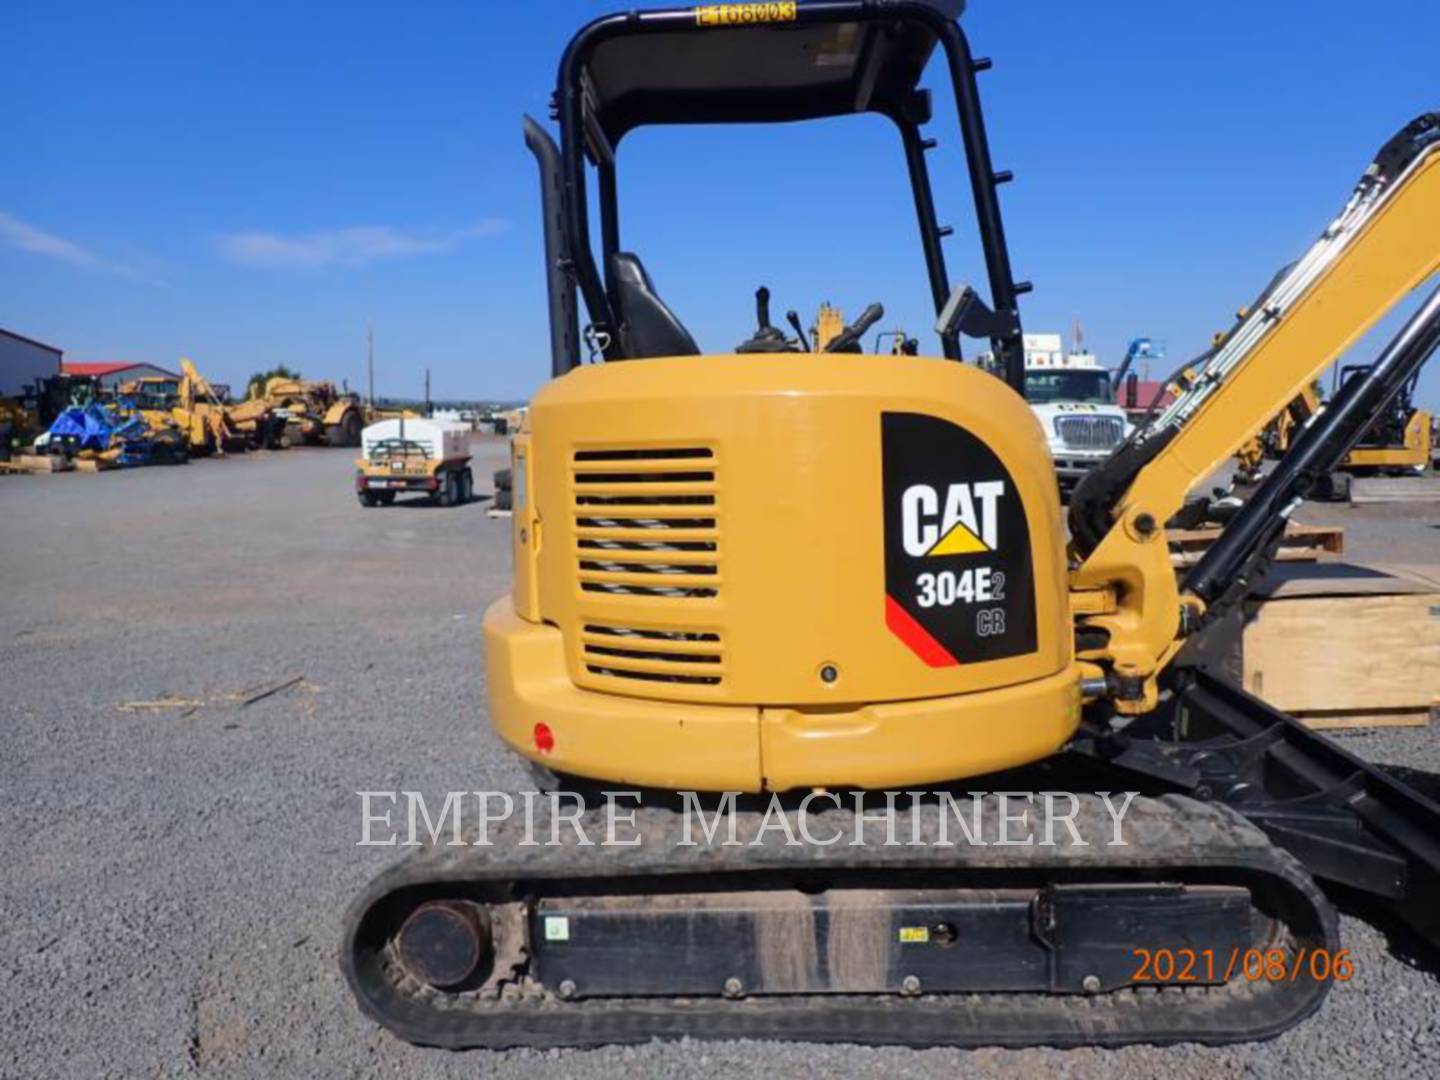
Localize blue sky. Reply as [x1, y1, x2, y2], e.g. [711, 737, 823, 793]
[3, 0, 1439, 406]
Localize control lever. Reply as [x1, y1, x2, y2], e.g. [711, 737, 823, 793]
[823, 302, 884, 353]
[735, 286, 793, 353]
[756, 287, 774, 330]
[785, 310, 811, 351]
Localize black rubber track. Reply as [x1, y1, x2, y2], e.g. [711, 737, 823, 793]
[340, 794, 1337, 1050]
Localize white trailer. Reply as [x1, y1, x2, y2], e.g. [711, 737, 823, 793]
[355, 418, 474, 507]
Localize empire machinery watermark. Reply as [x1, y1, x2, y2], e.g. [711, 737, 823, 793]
[355, 790, 1140, 849]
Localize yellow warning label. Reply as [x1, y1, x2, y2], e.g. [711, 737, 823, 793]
[928, 520, 988, 556]
[695, 2, 798, 27]
[898, 926, 930, 944]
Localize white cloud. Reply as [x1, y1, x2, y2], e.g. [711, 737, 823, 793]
[0, 211, 158, 282]
[216, 219, 508, 269]
[0, 211, 124, 274]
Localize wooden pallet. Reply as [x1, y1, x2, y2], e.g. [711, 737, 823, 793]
[0, 453, 71, 474]
[1293, 706, 1435, 732]
[1168, 522, 1344, 567]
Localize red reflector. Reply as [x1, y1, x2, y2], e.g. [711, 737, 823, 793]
[533, 723, 555, 754]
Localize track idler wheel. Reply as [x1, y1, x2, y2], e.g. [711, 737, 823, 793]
[396, 900, 492, 990]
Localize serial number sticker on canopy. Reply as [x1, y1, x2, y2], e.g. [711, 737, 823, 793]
[694, 2, 797, 27]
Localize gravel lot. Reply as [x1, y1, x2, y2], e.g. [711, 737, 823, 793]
[1, 444, 1437, 1078]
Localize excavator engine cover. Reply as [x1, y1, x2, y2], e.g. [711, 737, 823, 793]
[484, 354, 1082, 792]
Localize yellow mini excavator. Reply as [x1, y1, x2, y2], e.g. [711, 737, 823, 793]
[344, 1, 1440, 1051]
[1235, 374, 1431, 495]
[1335, 367, 1432, 473]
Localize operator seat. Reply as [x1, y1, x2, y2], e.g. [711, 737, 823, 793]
[608, 252, 700, 359]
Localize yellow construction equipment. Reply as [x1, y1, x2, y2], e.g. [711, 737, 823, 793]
[1330, 364, 1432, 476]
[0, 394, 39, 460]
[118, 358, 244, 456]
[814, 302, 918, 356]
[343, 3, 1440, 1053]
[811, 302, 847, 351]
[248, 375, 367, 447]
[1236, 374, 1431, 495]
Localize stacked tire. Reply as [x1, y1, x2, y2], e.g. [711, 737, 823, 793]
[493, 467, 513, 511]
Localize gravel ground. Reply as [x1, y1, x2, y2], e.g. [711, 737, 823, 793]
[1, 445, 1437, 1078]
[1293, 496, 1440, 568]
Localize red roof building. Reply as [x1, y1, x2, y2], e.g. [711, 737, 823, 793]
[62, 361, 181, 387]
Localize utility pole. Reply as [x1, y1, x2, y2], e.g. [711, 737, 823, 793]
[366, 323, 375, 410]
[424, 367, 431, 416]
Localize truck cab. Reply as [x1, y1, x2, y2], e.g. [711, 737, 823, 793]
[1020, 335, 1131, 488]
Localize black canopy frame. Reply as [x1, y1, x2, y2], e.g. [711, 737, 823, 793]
[534, 0, 1027, 388]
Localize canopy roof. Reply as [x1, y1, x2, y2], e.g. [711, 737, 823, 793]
[574, 1, 965, 146]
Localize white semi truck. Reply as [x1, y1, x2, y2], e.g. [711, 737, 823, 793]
[1015, 333, 1132, 489]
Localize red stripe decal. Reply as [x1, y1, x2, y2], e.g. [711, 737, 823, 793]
[885, 594, 960, 668]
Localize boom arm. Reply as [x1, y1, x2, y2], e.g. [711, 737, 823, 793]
[179, 357, 235, 411]
[1070, 113, 1440, 711]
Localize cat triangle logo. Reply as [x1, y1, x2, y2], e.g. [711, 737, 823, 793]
[900, 480, 1005, 558]
[927, 519, 989, 556]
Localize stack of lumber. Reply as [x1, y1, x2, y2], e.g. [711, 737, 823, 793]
[1240, 563, 1439, 730]
[1168, 521, 1343, 568]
